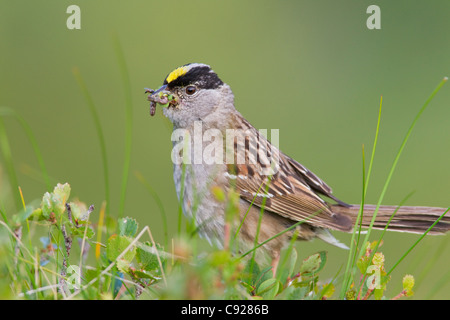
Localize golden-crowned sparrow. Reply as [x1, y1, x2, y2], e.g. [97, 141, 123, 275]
[145, 63, 450, 272]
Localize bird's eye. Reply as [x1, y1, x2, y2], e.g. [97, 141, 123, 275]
[185, 86, 197, 95]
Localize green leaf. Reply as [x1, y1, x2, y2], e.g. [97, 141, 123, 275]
[256, 278, 281, 300]
[374, 287, 384, 300]
[132, 269, 157, 280]
[288, 248, 298, 277]
[41, 192, 53, 220]
[28, 208, 44, 221]
[53, 183, 71, 204]
[118, 217, 138, 237]
[321, 283, 335, 299]
[12, 203, 41, 224]
[357, 256, 370, 275]
[240, 280, 254, 293]
[300, 251, 327, 275]
[68, 201, 84, 222]
[136, 241, 161, 271]
[70, 225, 95, 239]
[278, 247, 298, 284]
[84, 268, 100, 284]
[276, 285, 308, 300]
[41, 183, 71, 220]
[242, 259, 261, 287]
[116, 259, 131, 274]
[106, 234, 136, 262]
[292, 275, 319, 288]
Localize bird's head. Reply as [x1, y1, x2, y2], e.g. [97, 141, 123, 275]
[146, 63, 235, 128]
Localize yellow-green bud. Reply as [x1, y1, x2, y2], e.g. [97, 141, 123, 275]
[372, 252, 385, 267]
[402, 274, 415, 293]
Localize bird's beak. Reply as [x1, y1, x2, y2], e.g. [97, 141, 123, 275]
[145, 84, 177, 117]
[151, 84, 168, 96]
[145, 84, 168, 96]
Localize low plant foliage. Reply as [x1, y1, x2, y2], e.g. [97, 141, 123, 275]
[0, 182, 420, 300]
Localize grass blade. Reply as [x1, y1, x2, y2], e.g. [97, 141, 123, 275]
[341, 96, 383, 297]
[359, 77, 447, 251]
[112, 33, 133, 219]
[340, 77, 447, 298]
[0, 117, 21, 210]
[71, 69, 110, 218]
[340, 144, 367, 297]
[364, 95, 383, 198]
[386, 207, 450, 277]
[0, 107, 51, 191]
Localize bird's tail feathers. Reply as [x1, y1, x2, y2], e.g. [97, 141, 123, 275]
[330, 204, 450, 235]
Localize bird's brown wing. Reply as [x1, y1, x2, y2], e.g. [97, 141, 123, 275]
[227, 119, 352, 231]
[284, 154, 352, 208]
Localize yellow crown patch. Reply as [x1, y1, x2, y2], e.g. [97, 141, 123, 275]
[166, 66, 188, 84]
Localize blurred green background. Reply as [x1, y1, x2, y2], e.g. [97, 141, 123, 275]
[1, 0, 450, 299]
